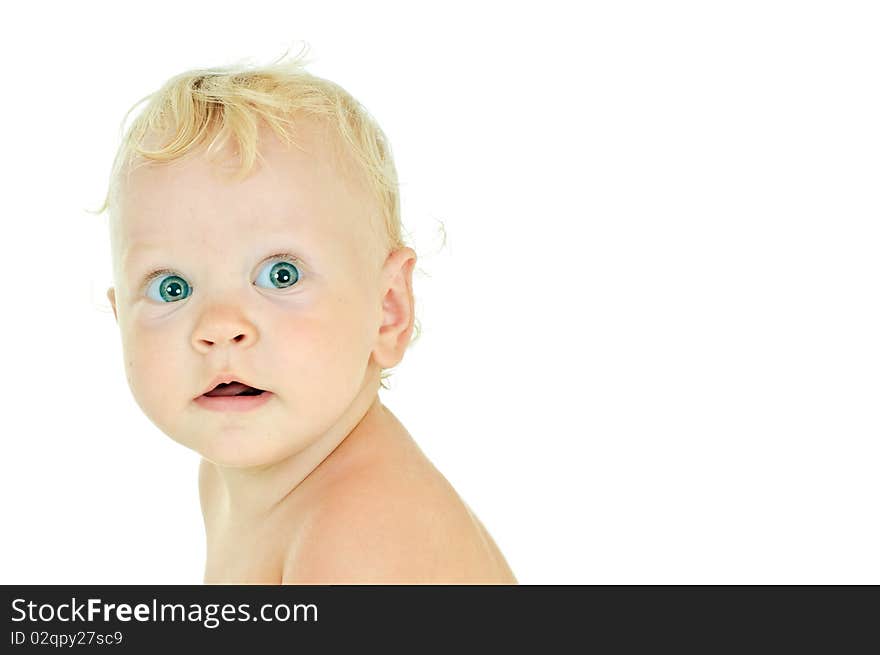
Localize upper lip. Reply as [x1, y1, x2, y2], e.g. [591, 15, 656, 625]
[197, 373, 266, 398]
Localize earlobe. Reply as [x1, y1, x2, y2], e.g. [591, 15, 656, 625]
[374, 248, 417, 369]
[107, 287, 117, 322]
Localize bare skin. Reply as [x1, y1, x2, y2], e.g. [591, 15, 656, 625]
[107, 116, 516, 584]
[200, 393, 517, 584]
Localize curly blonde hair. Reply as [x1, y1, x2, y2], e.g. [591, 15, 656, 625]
[94, 44, 419, 389]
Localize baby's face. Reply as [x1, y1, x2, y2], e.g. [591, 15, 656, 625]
[107, 119, 394, 467]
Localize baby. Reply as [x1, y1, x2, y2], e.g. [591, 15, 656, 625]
[99, 53, 516, 584]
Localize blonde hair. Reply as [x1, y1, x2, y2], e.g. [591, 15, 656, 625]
[94, 45, 419, 389]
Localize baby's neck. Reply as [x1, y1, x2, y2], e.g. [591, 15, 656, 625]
[198, 385, 389, 572]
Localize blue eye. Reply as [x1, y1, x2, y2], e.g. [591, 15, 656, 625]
[255, 259, 300, 290]
[146, 274, 191, 303]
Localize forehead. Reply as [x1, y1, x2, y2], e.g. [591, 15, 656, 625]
[114, 117, 379, 264]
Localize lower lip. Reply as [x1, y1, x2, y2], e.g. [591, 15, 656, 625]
[194, 392, 273, 412]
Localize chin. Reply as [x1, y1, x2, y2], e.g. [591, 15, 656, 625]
[189, 429, 299, 469]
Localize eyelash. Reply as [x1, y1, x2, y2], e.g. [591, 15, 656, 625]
[141, 252, 303, 292]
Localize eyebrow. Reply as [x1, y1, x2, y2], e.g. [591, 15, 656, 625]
[122, 243, 161, 269]
[122, 246, 171, 285]
[123, 237, 311, 266]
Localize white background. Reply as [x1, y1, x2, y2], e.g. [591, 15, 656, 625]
[1, 1, 877, 584]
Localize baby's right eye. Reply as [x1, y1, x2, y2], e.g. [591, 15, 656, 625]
[146, 274, 191, 303]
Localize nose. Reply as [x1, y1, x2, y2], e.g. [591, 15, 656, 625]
[191, 306, 258, 354]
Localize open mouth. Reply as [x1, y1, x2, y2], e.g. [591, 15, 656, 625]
[202, 381, 266, 397]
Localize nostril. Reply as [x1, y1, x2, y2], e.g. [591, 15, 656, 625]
[195, 334, 247, 348]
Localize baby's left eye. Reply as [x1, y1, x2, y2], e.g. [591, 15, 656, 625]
[255, 259, 300, 290]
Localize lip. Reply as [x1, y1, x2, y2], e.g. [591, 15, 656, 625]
[197, 373, 266, 399]
[194, 391, 274, 412]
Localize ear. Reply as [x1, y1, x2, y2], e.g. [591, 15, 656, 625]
[373, 247, 417, 369]
[107, 287, 118, 322]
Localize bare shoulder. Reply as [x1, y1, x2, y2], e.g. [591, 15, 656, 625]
[282, 454, 517, 585]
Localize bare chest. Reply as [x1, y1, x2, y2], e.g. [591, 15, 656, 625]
[203, 532, 286, 584]
[202, 512, 297, 584]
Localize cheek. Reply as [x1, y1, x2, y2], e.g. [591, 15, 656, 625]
[120, 321, 188, 413]
[272, 299, 375, 387]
